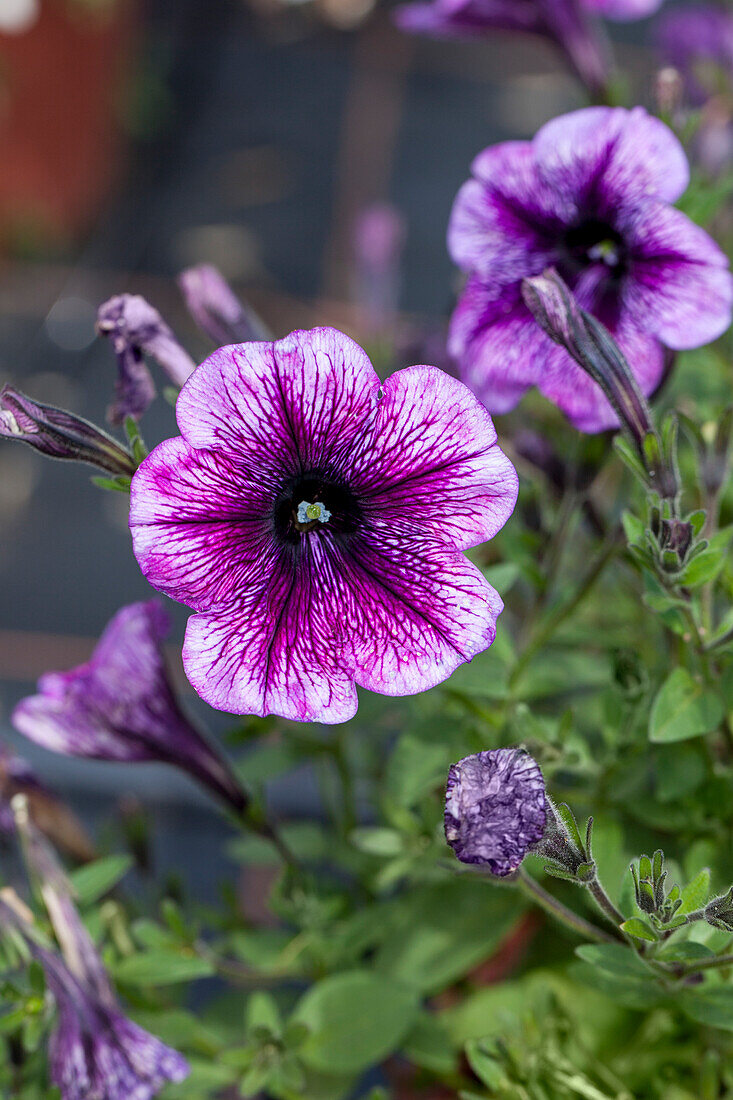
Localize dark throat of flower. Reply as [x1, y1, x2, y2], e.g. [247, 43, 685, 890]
[561, 218, 627, 282]
[273, 470, 362, 543]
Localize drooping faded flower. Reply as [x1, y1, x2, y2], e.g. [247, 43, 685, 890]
[444, 749, 547, 874]
[12, 601, 248, 815]
[0, 817, 189, 1100]
[448, 106, 733, 432]
[0, 386, 136, 477]
[96, 294, 196, 424]
[177, 263, 270, 345]
[129, 327, 518, 724]
[394, 0, 610, 97]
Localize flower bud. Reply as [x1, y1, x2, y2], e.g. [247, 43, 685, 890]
[522, 269, 655, 454]
[704, 887, 733, 932]
[177, 264, 270, 346]
[660, 517, 693, 562]
[0, 386, 136, 477]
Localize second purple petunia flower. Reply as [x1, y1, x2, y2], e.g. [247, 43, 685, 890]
[129, 327, 518, 724]
[448, 106, 733, 432]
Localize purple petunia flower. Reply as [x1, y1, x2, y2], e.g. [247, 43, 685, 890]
[444, 748, 547, 875]
[11, 601, 248, 814]
[129, 327, 518, 724]
[448, 106, 733, 432]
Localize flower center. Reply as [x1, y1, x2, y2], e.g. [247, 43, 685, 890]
[561, 218, 626, 277]
[297, 500, 331, 525]
[273, 471, 361, 543]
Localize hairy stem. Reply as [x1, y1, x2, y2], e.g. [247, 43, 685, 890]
[514, 867, 620, 945]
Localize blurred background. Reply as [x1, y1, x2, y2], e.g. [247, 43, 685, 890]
[0, 0, 666, 889]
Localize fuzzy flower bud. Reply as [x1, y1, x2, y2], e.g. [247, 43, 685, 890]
[177, 264, 270, 346]
[704, 887, 733, 932]
[522, 269, 655, 453]
[0, 387, 136, 477]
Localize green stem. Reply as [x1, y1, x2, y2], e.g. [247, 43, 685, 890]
[514, 867, 619, 945]
[587, 877, 625, 928]
[675, 951, 733, 976]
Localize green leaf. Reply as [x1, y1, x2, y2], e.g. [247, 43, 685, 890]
[112, 950, 215, 986]
[481, 562, 519, 593]
[246, 992, 281, 1036]
[649, 668, 724, 743]
[69, 855, 134, 905]
[373, 880, 523, 994]
[293, 970, 419, 1075]
[385, 734, 451, 808]
[679, 868, 711, 915]
[574, 944, 650, 979]
[620, 918, 658, 942]
[681, 987, 733, 1031]
[350, 828, 405, 858]
[401, 1013, 456, 1076]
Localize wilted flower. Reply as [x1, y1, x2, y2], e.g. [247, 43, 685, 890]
[0, 745, 47, 834]
[394, 0, 611, 98]
[444, 749, 547, 874]
[448, 106, 733, 432]
[177, 263, 270, 346]
[0, 817, 189, 1100]
[0, 386, 136, 477]
[12, 601, 248, 815]
[129, 327, 518, 724]
[96, 294, 196, 424]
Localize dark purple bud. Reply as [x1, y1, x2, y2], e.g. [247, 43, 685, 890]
[660, 517, 693, 561]
[177, 264, 271, 346]
[0, 387, 136, 477]
[522, 270, 655, 454]
[11, 601, 249, 818]
[96, 295, 197, 424]
[444, 749, 546, 876]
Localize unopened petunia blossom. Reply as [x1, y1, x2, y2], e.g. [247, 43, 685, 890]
[129, 327, 518, 724]
[12, 601, 248, 814]
[448, 106, 733, 432]
[444, 748, 547, 874]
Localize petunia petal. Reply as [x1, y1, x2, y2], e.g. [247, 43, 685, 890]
[181, 539, 358, 724]
[448, 143, 569, 281]
[339, 522, 504, 697]
[352, 364, 518, 550]
[622, 202, 733, 349]
[533, 106, 690, 211]
[176, 328, 380, 472]
[130, 437, 275, 612]
[449, 279, 553, 413]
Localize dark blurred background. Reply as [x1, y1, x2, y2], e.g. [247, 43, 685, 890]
[0, 0, 661, 889]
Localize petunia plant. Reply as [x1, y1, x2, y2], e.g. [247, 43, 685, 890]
[5, 6, 733, 1098]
